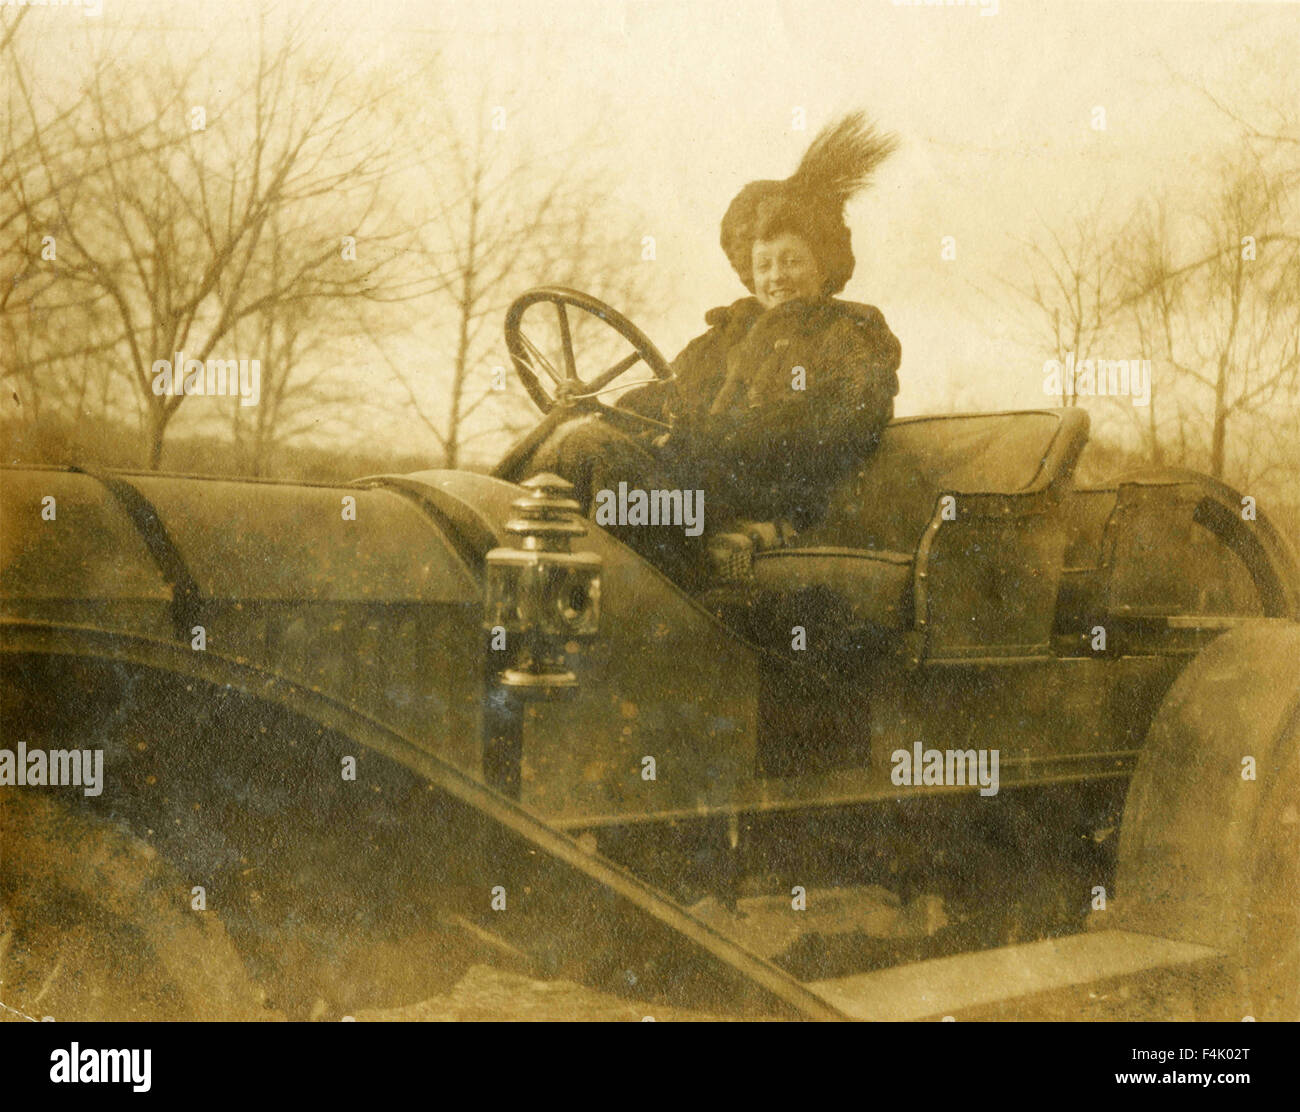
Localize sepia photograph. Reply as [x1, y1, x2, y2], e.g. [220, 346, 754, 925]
[1, 0, 1297, 1062]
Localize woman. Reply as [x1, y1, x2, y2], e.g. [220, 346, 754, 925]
[535, 112, 903, 582]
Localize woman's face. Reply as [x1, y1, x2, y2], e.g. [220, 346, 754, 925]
[751, 233, 824, 309]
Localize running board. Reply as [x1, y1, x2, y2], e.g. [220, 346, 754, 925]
[804, 930, 1224, 1020]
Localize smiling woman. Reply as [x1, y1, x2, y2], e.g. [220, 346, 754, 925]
[717, 112, 896, 300]
[751, 233, 824, 309]
[524, 113, 904, 584]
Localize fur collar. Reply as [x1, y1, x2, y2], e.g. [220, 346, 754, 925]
[702, 295, 877, 337]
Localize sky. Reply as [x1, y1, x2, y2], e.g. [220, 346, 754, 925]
[22, 0, 1300, 460]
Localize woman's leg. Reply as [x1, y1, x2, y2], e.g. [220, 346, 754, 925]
[526, 416, 708, 589]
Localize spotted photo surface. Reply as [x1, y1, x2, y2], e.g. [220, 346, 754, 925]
[1, 0, 1297, 1030]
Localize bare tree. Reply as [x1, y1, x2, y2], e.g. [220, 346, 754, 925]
[4, 14, 426, 469]
[221, 215, 369, 477]
[1, 9, 141, 440]
[1119, 161, 1300, 479]
[1113, 202, 1178, 464]
[373, 91, 662, 470]
[1005, 205, 1122, 409]
[1011, 129, 1300, 485]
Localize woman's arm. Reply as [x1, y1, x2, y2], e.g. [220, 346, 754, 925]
[615, 379, 671, 420]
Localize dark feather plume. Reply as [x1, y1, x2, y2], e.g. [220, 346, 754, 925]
[788, 111, 898, 207]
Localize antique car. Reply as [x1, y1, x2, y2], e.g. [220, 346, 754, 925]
[1, 288, 1297, 1021]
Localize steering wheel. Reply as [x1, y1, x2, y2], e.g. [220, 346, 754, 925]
[504, 287, 673, 433]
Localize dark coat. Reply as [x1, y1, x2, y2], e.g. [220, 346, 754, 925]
[659, 295, 901, 525]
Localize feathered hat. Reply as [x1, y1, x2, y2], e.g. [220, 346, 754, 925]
[720, 112, 898, 296]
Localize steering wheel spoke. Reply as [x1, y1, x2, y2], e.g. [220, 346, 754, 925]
[581, 349, 644, 396]
[555, 301, 578, 381]
[515, 331, 563, 386]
